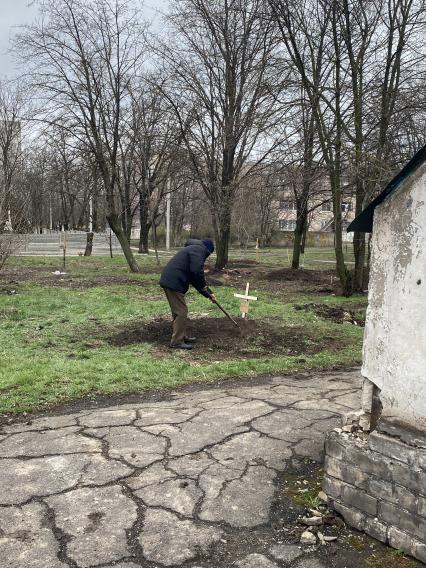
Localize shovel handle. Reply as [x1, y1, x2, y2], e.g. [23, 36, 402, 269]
[212, 299, 240, 328]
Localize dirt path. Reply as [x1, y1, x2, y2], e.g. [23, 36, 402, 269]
[0, 370, 419, 568]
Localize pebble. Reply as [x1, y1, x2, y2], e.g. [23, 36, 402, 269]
[300, 531, 317, 545]
[301, 516, 323, 526]
[317, 491, 328, 503]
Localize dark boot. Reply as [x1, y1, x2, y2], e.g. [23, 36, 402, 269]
[170, 342, 193, 350]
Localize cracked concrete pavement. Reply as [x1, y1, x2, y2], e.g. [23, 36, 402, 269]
[0, 369, 362, 568]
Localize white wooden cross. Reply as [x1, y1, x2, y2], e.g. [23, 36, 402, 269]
[234, 282, 258, 319]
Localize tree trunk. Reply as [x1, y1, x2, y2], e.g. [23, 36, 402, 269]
[331, 6, 352, 297]
[121, 178, 133, 243]
[138, 192, 150, 254]
[353, 230, 366, 291]
[212, 186, 233, 270]
[139, 223, 150, 254]
[151, 220, 160, 266]
[292, 213, 306, 269]
[107, 213, 140, 273]
[213, 209, 231, 270]
[332, 181, 352, 296]
[301, 221, 308, 255]
[215, 228, 230, 270]
[84, 232, 94, 256]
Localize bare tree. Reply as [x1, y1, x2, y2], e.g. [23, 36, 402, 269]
[246, 164, 281, 247]
[0, 81, 26, 232]
[0, 81, 29, 268]
[16, 0, 147, 272]
[269, 0, 426, 294]
[129, 80, 183, 254]
[158, 0, 286, 269]
[337, 0, 425, 290]
[282, 88, 325, 269]
[270, 0, 354, 293]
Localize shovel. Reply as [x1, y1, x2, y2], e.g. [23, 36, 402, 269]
[211, 297, 240, 328]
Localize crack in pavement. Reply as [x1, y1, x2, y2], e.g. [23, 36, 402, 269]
[40, 500, 79, 568]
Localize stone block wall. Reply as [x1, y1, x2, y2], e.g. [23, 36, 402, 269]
[323, 430, 426, 563]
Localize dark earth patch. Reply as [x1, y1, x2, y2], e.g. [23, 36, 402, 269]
[257, 268, 337, 296]
[108, 316, 344, 361]
[36, 275, 152, 289]
[295, 303, 366, 327]
[204, 267, 339, 297]
[264, 267, 334, 283]
[227, 259, 260, 267]
[0, 267, 151, 289]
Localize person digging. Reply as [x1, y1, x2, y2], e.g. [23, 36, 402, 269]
[160, 238, 216, 350]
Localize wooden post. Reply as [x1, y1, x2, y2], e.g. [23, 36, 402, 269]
[84, 232, 94, 256]
[62, 231, 67, 271]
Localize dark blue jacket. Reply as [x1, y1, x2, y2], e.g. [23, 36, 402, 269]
[160, 239, 211, 297]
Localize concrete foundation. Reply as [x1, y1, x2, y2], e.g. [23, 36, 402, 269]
[323, 430, 426, 563]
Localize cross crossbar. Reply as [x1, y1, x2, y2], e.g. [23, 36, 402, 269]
[234, 294, 258, 301]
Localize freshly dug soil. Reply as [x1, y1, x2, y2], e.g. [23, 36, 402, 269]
[264, 268, 334, 284]
[108, 316, 343, 361]
[227, 259, 260, 267]
[0, 267, 151, 289]
[36, 275, 152, 289]
[255, 268, 337, 296]
[294, 303, 366, 327]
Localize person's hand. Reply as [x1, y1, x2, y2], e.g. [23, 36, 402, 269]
[209, 293, 216, 303]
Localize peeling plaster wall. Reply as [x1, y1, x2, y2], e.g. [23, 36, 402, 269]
[362, 163, 426, 433]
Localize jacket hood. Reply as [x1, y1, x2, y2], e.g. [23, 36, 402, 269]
[184, 238, 204, 247]
[184, 238, 211, 256]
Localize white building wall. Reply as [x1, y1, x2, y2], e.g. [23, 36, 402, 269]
[362, 162, 426, 433]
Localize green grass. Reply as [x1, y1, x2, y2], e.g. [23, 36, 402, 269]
[0, 255, 365, 414]
[302, 491, 323, 510]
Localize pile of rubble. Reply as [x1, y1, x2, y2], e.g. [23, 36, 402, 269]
[298, 501, 344, 546]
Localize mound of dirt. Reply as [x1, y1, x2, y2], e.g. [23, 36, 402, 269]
[264, 268, 334, 284]
[0, 267, 151, 289]
[227, 259, 260, 267]
[294, 303, 365, 326]
[255, 268, 336, 296]
[108, 316, 343, 361]
[38, 275, 151, 289]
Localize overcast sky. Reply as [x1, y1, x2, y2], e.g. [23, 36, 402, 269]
[0, 1, 167, 79]
[0, 1, 37, 78]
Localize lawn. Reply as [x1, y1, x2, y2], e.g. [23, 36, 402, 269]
[0, 253, 366, 414]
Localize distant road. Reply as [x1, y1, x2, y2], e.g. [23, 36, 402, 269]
[15, 234, 354, 265]
[16, 233, 122, 256]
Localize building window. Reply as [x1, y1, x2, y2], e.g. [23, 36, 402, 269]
[322, 201, 332, 211]
[279, 199, 295, 211]
[279, 219, 297, 231]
